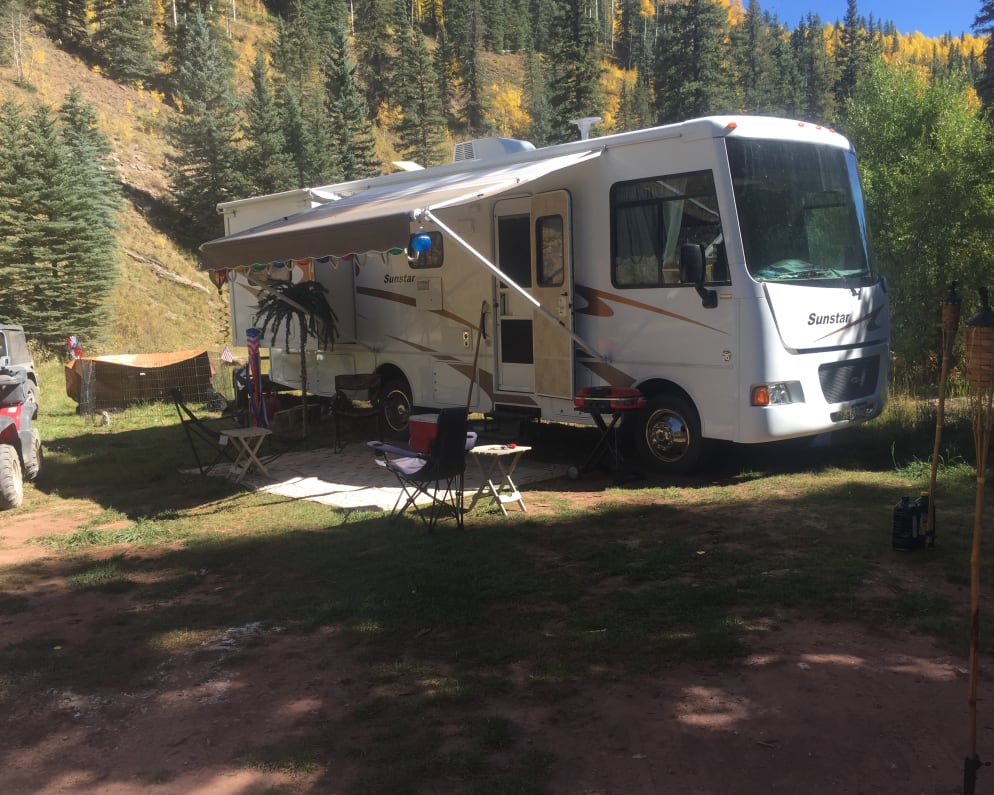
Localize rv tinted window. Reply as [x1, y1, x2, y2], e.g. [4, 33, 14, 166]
[611, 171, 725, 288]
[409, 231, 444, 268]
[536, 215, 564, 287]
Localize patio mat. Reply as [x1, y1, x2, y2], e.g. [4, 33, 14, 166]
[229, 441, 569, 511]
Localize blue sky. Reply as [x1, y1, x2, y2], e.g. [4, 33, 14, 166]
[758, 0, 982, 37]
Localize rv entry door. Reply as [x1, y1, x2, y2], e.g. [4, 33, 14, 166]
[494, 191, 574, 398]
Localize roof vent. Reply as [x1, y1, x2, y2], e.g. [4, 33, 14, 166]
[453, 137, 535, 162]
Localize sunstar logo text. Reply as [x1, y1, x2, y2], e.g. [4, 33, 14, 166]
[808, 311, 852, 326]
[384, 274, 416, 284]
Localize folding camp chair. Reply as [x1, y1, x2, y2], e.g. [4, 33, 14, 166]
[368, 407, 472, 531]
[171, 387, 241, 476]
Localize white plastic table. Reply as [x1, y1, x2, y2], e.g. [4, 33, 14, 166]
[468, 444, 531, 515]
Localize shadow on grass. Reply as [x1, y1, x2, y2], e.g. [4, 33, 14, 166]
[2, 461, 989, 792]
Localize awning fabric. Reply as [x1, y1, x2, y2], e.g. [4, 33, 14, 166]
[198, 149, 601, 271]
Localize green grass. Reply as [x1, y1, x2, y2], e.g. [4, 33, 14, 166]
[5, 377, 993, 791]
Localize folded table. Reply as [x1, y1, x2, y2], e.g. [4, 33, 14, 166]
[469, 444, 531, 515]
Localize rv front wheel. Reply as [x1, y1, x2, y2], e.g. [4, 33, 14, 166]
[381, 379, 413, 437]
[635, 394, 707, 475]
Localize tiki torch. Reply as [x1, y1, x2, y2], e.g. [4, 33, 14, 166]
[962, 288, 994, 795]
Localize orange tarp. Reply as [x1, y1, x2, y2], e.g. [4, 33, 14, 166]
[65, 350, 215, 409]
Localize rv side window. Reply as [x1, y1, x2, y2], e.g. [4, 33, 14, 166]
[611, 171, 726, 288]
[409, 231, 444, 268]
[536, 214, 564, 287]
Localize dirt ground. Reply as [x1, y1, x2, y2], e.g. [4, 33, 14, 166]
[1, 487, 991, 795]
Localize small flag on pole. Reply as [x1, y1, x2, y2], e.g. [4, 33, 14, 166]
[220, 345, 234, 364]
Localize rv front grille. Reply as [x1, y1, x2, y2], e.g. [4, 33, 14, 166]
[818, 356, 880, 404]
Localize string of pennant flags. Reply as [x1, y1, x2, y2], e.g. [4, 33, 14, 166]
[206, 246, 418, 293]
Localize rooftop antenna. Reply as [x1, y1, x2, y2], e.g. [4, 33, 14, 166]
[569, 116, 602, 141]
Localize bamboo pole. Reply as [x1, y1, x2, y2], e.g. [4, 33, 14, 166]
[963, 289, 994, 795]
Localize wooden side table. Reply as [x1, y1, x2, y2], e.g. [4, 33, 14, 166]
[220, 426, 271, 482]
[469, 444, 531, 515]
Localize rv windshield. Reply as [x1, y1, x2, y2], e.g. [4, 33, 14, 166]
[726, 138, 876, 286]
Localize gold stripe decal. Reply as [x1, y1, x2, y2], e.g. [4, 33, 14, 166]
[574, 285, 728, 334]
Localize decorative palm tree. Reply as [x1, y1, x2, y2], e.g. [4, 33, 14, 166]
[254, 279, 337, 437]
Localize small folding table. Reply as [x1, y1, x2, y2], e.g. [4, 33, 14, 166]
[220, 426, 271, 482]
[469, 444, 531, 515]
[569, 387, 646, 481]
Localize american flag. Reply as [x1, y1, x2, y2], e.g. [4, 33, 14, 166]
[220, 345, 234, 364]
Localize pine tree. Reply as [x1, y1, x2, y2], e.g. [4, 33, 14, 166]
[92, 0, 158, 82]
[792, 14, 838, 122]
[524, 49, 555, 145]
[546, 0, 605, 142]
[446, 0, 489, 133]
[0, 97, 119, 351]
[653, 0, 732, 124]
[433, 20, 456, 119]
[58, 87, 120, 228]
[835, 0, 869, 104]
[352, 0, 393, 116]
[165, 10, 244, 246]
[975, 0, 994, 112]
[242, 49, 297, 196]
[771, 20, 805, 117]
[731, 0, 779, 114]
[325, 27, 380, 181]
[52, 93, 121, 351]
[394, 26, 448, 166]
[40, 0, 89, 48]
[0, 101, 35, 325]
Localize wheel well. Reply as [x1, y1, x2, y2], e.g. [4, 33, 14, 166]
[374, 364, 409, 392]
[635, 378, 694, 407]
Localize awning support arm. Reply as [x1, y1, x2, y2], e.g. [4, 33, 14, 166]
[418, 209, 609, 364]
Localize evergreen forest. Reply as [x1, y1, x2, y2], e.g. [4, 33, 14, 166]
[0, 0, 993, 387]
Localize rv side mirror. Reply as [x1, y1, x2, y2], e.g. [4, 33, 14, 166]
[679, 244, 717, 309]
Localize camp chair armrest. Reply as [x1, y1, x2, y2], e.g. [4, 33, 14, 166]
[367, 440, 423, 459]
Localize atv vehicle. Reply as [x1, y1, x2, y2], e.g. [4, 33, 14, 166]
[0, 352, 42, 510]
[0, 325, 39, 419]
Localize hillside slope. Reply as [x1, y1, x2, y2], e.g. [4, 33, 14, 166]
[0, 32, 228, 356]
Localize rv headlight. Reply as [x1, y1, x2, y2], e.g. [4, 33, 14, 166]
[751, 382, 796, 407]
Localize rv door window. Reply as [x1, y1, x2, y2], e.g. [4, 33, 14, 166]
[536, 214, 565, 287]
[497, 214, 532, 287]
[611, 171, 724, 289]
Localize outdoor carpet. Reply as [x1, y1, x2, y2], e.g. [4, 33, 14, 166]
[225, 439, 569, 512]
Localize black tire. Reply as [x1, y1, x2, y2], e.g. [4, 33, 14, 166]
[634, 393, 708, 475]
[381, 379, 413, 437]
[23, 429, 41, 481]
[25, 381, 38, 419]
[0, 443, 23, 509]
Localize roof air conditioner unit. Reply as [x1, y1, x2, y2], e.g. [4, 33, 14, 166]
[453, 137, 536, 162]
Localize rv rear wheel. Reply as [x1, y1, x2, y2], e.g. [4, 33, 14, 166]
[381, 379, 413, 437]
[0, 443, 24, 509]
[635, 393, 707, 475]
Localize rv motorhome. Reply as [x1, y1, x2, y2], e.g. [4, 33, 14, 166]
[199, 116, 890, 474]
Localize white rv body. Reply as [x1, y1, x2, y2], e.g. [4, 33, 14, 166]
[203, 116, 890, 472]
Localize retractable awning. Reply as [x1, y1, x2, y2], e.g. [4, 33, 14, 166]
[198, 149, 602, 270]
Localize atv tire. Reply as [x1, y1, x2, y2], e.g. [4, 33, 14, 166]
[23, 428, 41, 481]
[0, 443, 24, 509]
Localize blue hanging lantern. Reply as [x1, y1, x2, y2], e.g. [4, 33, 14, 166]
[411, 227, 432, 254]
